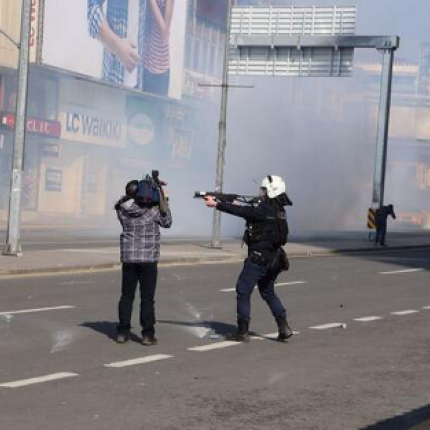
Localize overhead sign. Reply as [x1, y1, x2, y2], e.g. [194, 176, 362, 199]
[1, 112, 61, 138]
[59, 106, 126, 148]
[229, 6, 357, 78]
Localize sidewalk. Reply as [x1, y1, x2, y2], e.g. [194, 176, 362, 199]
[0, 232, 429, 277]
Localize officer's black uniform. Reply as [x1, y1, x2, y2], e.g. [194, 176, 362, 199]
[375, 205, 396, 246]
[217, 197, 293, 342]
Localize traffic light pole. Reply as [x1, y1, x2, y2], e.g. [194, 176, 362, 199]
[3, 0, 32, 256]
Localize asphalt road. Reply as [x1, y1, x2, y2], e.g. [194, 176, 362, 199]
[1, 249, 430, 430]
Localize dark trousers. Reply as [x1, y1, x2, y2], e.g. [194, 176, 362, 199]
[143, 69, 170, 97]
[118, 262, 158, 336]
[236, 259, 286, 323]
[375, 222, 387, 245]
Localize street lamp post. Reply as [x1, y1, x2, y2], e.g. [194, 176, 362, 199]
[211, 0, 232, 249]
[3, 0, 32, 256]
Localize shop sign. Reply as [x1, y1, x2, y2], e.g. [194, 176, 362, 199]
[0, 113, 61, 138]
[59, 106, 126, 148]
[128, 113, 154, 146]
[45, 168, 62, 192]
[30, 0, 40, 63]
[183, 70, 220, 102]
[42, 143, 60, 158]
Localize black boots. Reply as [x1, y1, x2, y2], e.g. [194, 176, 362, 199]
[226, 319, 250, 342]
[276, 314, 293, 342]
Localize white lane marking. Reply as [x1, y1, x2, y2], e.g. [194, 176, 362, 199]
[379, 268, 424, 275]
[391, 310, 419, 316]
[0, 372, 78, 388]
[354, 316, 383, 322]
[251, 331, 300, 341]
[422, 306, 430, 310]
[0, 306, 76, 316]
[220, 281, 306, 292]
[309, 323, 346, 330]
[276, 281, 307, 287]
[188, 341, 239, 352]
[104, 354, 173, 368]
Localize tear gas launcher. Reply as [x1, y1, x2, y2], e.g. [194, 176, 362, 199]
[194, 191, 260, 205]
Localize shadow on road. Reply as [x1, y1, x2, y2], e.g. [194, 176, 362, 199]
[81, 321, 140, 343]
[360, 403, 430, 429]
[158, 319, 237, 336]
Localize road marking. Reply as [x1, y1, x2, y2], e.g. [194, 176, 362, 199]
[379, 268, 424, 275]
[104, 354, 173, 368]
[0, 306, 76, 316]
[188, 341, 240, 352]
[251, 331, 300, 341]
[309, 323, 345, 330]
[391, 310, 419, 316]
[276, 281, 307, 287]
[220, 281, 306, 292]
[354, 316, 383, 322]
[422, 306, 430, 310]
[0, 372, 78, 388]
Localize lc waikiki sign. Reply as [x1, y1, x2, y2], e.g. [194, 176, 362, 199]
[59, 107, 126, 148]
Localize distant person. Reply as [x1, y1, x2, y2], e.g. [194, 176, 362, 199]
[375, 204, 396, 247]
[114, 177, 172, 345]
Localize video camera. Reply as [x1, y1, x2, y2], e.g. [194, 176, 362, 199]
[134, 170, 166, 207]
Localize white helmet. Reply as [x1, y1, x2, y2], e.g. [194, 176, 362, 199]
[261, 175, 286, 199]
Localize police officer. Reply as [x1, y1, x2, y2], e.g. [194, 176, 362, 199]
[115, 178, 172, 345]
[204, 176, 293, 343]
[375, 204, 396, 247]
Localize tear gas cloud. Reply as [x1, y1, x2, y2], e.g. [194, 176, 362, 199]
[1, 0, 429, 237]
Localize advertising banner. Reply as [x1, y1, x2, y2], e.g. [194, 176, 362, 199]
[41, 0, 187, 99]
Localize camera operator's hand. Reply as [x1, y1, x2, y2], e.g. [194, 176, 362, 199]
[204, 196, 218, 208]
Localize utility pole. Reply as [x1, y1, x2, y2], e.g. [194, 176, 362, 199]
[3, 0, 32, 256]
[211, 0, 232, 249]
[372, 48, 395, 211]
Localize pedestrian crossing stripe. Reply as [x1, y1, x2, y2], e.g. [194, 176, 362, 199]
[367, 208, 376, 230]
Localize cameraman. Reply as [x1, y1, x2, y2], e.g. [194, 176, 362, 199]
[115, 177, 172, 345]
[204, 176, 293, 343]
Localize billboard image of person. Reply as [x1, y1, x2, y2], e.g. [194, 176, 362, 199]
[42, 0, 186, 99]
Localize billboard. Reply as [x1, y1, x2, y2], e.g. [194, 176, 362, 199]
[41, 0, 187, 99]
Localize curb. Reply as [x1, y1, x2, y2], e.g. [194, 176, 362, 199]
[1, 244, 429, 278]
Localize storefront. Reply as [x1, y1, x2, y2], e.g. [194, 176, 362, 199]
[0, 70, 60, 216]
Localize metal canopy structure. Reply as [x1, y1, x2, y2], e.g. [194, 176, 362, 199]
[227, 5, 400, 215]
[230, 5, 357, 78]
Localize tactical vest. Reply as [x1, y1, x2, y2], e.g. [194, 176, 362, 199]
[244, 209, 288, 250]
